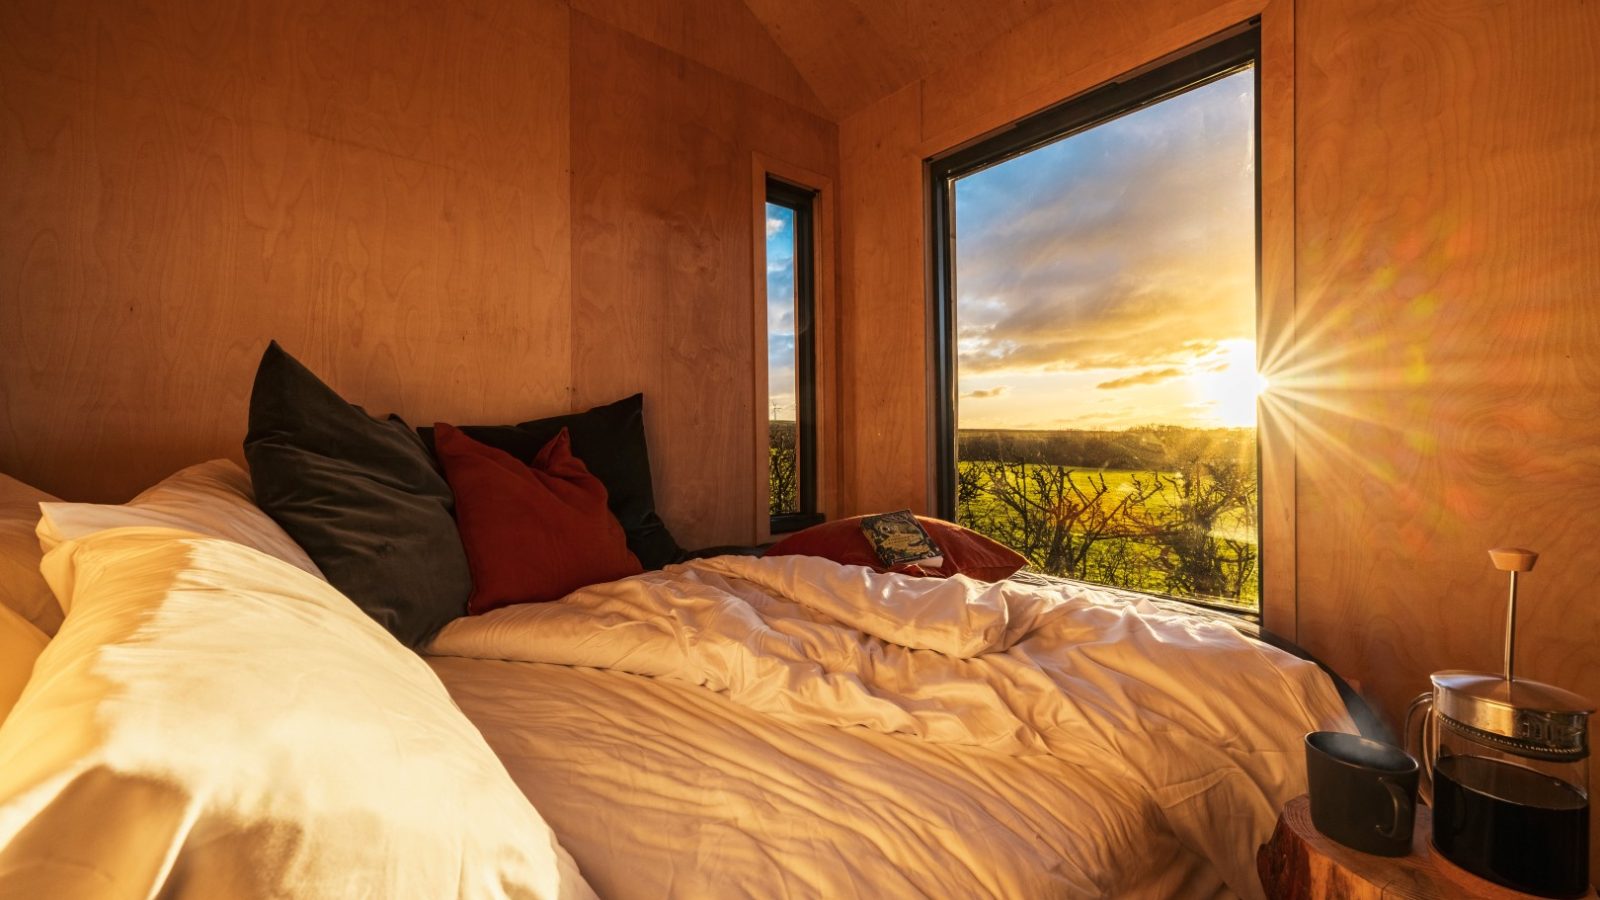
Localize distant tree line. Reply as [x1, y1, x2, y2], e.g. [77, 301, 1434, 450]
[958, 425, 1254, 472]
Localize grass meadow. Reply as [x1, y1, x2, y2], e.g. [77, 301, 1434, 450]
[770, 423, 1259, 610]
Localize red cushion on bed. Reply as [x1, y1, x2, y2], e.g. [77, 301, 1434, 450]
[434, 423, 642, 614]
[763, 515, 1028, 582]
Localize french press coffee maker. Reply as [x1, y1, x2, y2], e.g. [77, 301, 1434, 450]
[1405, 548, 1593, 898]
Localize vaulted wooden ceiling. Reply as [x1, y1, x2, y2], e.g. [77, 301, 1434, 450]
[574, 0, 1074, 120]
[742, 0, 1069, 118]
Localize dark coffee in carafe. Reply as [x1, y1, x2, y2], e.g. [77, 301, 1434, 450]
[1433, 754, 1590, 898]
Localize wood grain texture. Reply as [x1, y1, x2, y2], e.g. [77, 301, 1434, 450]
[0, 0, 573, 501]
[1292, 0, 1600, 882]
[1257, 795, 1583, 899]
[568, 14, 838, 549]
[740, 0, 922, 121]
[916, 0, 1223, 149]
[1256, 3, 1299, 639]
[741, 0, 1079, 120]
[573, 0, 829, 119]
[0, 0, 837, 553]
[837, 81, 928, 515]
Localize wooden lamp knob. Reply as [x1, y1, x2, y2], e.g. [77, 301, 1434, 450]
[1488, 547, 1538, 572]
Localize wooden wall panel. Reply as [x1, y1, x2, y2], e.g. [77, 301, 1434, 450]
[569, 14, 838, 549]
[1293, 0, 1600, 878]
[917, 0, 1204, 146]
[0, 0, 573, 501]
[739, 0, 921, 121]
[741, 0, 1083, 120]
[572, 0, 829, 119]
[837, 82, 928, 515]
[0, 0, 836, 551]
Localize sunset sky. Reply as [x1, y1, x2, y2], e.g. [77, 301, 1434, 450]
[953, 67, 1258, 431]
[766, 204, 798, 421]
[766, 67, 1258, 431]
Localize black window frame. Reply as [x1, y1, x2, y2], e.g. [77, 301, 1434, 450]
[766, 177, 823, 534]
[928, 25, 1261, 521]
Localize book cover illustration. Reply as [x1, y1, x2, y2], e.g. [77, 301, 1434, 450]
[860, 510, 944, 569]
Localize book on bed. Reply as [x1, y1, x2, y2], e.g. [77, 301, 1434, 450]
[859, 510, 944, 569]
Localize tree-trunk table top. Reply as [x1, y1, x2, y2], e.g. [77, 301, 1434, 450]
[1259, 794, 1595, 899]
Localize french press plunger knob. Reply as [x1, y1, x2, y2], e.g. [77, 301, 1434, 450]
[1487, 547, 1537, 683]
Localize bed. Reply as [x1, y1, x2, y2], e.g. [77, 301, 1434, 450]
[0, 470, 1359, 899]
[421, 554, 1355, 899]
[0, 346, 1361, 899]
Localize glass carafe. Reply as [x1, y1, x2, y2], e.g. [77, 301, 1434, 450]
[1407, 670, 1592, 898]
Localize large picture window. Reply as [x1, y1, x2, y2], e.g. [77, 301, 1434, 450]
[930, 29, 1262, 612]
[765, 177, 821, 533]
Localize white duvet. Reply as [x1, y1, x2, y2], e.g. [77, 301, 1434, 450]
[429, 555, 1354, 899]
[0, 528, 593, 900]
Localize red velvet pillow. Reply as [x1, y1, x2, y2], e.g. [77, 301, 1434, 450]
[764, 514, 1028, 582]
[434, 424, 642, 614]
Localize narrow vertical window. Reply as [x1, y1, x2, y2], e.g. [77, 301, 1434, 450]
[765, 178, 820, 532]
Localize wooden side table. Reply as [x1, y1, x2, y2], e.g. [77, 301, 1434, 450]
[1258, 794, 1597, 899]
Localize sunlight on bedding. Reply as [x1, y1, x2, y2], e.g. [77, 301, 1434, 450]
[429, 554, 1354, 898]
[0, 528, 592, 900]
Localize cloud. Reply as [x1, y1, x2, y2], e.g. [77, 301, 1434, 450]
[1096, 368, 1184, 390]
[963, 386, 1009, 399]
[766, 217, 786, 238]
[767, 258, 794, 305]
[951, 72, 1256, 378]
[768, 306, 795, 332]
[767, 333, 796, 362]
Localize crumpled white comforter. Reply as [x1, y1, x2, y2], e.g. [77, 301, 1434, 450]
[429, 554, 1354, 899]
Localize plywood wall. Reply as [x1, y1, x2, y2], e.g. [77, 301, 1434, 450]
[836, 81, 928, 515]
[568, 14, 837, 548]
[833, 0, 1600, 879]
[0, 0, 837, 551]
[0, 0, 574, 500]
[1292, 0, 1600, 876]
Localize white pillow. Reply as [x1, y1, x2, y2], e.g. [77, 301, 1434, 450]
[36, 460, 323, 601]
[0, 472, 63, 635]
[0, 604, 47, 725]
[0, 527, 593, 899]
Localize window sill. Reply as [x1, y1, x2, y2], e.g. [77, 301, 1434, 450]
[769, 512, 824, 535]
[1008, 570, 1260, 633]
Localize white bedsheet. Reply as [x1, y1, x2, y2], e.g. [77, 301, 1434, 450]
[429, 556, 1354, 899]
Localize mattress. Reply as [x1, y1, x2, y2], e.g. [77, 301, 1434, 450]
[426, 555, 1354, 899]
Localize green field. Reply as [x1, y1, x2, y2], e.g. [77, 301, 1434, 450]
[957, 464, 1257, 543]
[956, 461, 1258, 609]
[768, 423, 1260, 611]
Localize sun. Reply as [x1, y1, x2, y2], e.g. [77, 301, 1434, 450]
[1191, 339, 1265, 428]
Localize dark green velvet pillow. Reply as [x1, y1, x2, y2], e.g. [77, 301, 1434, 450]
[244, 342, 470, 647]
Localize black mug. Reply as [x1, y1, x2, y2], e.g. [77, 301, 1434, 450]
[1305, 731, 1419, 856]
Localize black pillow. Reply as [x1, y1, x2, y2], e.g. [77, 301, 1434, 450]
[418, 394, 683, 570]
[244, 342, 471, 647]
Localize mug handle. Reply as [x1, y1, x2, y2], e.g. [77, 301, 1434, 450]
[1403, 692, 1435, 804]
[1376, 777, 1414, 840]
